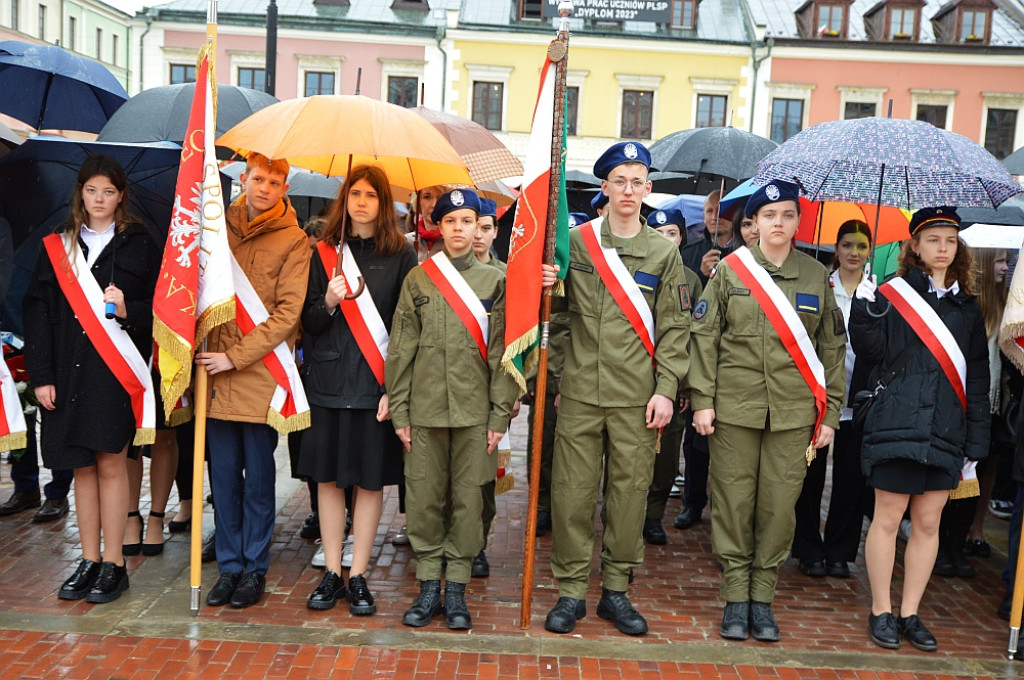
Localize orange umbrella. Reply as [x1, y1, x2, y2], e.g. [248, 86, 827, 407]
[797, 201, 911, 246]
[411, 106, 523, 185]
[217, 95, 473, 191]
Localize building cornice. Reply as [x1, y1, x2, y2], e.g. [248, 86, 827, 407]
[146, 9, 438, 39]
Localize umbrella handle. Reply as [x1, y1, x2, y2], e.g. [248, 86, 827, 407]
[345, 276, 365, 300]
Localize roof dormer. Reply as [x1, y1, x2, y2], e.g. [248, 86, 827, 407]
[863, 0, 926, 41]
[932, 0, 996, 44]
[795, 0, 854, 40]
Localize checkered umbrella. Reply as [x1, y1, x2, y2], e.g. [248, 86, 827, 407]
[753, 117, 1022, 210]
[411, 106, 523, 185]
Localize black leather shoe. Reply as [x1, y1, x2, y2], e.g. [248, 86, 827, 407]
[932, 549, 956, 577]
[122, 511, 143, 557]
[471, 550, 490, 578]
[33, 497, 69, 523]
[673, 506, 699, 530]
[643, 518, 667, 545]
[596, 588, 647, 635]
[300, 512, 320, 540]
[719, 601, 749, 640]
[544, 597, 586, 634]
[0, 490, 41, 516]
[403, 580, 443, 627]
[58, 559, 101, 600]
[86, 562, 129, 604]
[536, 510, 552, 537]
[950, 550, 975, 578]
[749, 601, 780, 642]
[307, 570, 345, 611]
[826, 560, 850, 578]
[201, 531, 217, 563]
[347, 574, 376, 616]
[799, 559, 827, 577]
[897, 614, 937, 652]
[207, 572, 241, 607]
[230, 572, 266, 608]
[868, 612, 900, 649]
[444, 581, 472, 630]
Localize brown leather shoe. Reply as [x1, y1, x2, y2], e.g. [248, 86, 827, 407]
[0, 490, 41, 516]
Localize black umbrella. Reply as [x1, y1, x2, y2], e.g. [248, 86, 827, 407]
[1004, 145, 1024, 176]
[0, 120, 21, 158]
[97, 83, 278, 152]
[649, 127, 778, 181]
[958, 195, 1024, 227]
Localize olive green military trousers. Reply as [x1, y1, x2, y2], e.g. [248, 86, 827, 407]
[550, 397, 656, 599]
[709, 420, 811, 603]
[406, 424, 495, 584]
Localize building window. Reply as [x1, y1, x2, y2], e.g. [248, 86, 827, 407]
[111, 34, 118, 66]
[565, 86, 579, 136]
[844, 102, 876, 119]
[519, 0, 541, 19]
[387, 76, 418, 108]
[238, 67, 266, 92]
[67, 16, 75, 51]
[770, 98, 803, 143]
[818, 4, 843, 35]
[170, 64, 196, 85]
[670, 0, 696, 28]
[620, 90, 653, 139]
[95, 28, 102, 60]
[37, 3, 45, 39]
[960, 9, 988, 41]
[304, 71, 335, 97]
[985, 109, 1018, 160]
[889, 7, 915, 38]
[695, 93, 727, 128]
[10, 0, 17, 31]
[472, 81, 503, 131]
[916, 104, 947, 129]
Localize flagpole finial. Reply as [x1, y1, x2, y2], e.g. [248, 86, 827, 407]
[558, 0, 573, 32]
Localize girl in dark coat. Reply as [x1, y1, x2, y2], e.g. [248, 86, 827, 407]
[23, 154, 160, 604]
[299, 164, 416, 615]
[850, 207, 989, 653]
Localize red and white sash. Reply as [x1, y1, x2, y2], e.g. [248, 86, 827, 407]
[230, 254, 311, 433]
[42, 233, 155, 445]
[725, 247, 828, 434]
[0, 355, 26, 452]
[421, 252, 489, 361]
[880, 277, 967, 410]
[578, 220, 655, 357]
[316, 241, 389, 385]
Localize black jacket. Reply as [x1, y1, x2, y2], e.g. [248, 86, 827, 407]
[681, 228, 733, 286]
[23, 223, 160, 466]
[849, 267, 990, 479]
[301, 236, 416, 410]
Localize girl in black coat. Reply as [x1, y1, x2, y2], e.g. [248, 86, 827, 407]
[23, 155, 160, 604]
[849, 207, 989, 653]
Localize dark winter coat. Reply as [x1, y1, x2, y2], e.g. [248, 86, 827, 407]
[301, 236, 416, 410]
[849, 267, 990, 479]
[681, 227, 734, 286]
[23, 223, 160, 468]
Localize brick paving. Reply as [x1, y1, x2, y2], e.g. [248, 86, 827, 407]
[0, 409, 1022, 679]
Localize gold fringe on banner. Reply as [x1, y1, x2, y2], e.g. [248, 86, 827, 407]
[497, 449, 511, 470]
[949, 477, 980, 500]
[195, 42, 218, 123]
[0, 431, 27, 454]
[153, 319, 196, 423]
[267, 408, 311, 435]
[167, 404, 194, 428]
[195, 298, 236, 346]
[133, 427, 156, 447]
[501, 326, 538, 397]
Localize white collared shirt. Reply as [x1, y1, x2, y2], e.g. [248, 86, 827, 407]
[80, 222, 115, 267]
[927, 275, 960, 299]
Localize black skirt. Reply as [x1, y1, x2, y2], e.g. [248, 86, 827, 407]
[868, 458, 958, 495]
[297, 405, 403, 490]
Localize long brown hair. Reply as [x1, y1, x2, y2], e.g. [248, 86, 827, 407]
[830, 219, 872, 271]
[897, 230, 976, 296]
[320, 165, 405, 256]
[974, 248, 1009, 337]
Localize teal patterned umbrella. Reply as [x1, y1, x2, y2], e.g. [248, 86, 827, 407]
[754, 117, 1021, 210]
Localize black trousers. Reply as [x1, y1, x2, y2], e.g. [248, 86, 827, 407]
[682, 414, 710, 513]
[792, 423, 868, 563]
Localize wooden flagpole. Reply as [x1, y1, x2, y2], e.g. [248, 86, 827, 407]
[520, 0, 572, 630]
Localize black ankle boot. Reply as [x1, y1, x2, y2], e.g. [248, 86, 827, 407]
[402, 580, 443, 627]
[86, 562, 129, 603]
[444, 581, 472, 630]
[58, 559, 101, 600]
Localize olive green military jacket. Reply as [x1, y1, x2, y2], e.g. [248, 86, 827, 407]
[689, 245, 847, 431]
[386, 250, 519, 432]
[558, 217, 692, 408]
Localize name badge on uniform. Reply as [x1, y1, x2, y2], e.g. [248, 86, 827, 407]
[480, 299, 494, 316]
[634, 271, 659, 293]
[795, 293, 820, 314]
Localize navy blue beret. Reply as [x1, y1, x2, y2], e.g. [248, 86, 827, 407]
[908, 206, 961, 236]
[744, 180, 801, 218]
[593, 141, 651, 180]
[590, 192, 609, 211]
[568, 212, 590, 228]
[477, 197, 497, 218]
[431, 188, 481, 224]
[648, 208, 686, 230]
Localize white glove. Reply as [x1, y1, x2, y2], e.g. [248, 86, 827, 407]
[855, 263, 877, 302]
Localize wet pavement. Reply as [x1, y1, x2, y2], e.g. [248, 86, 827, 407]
[0, 409, 1021, 679]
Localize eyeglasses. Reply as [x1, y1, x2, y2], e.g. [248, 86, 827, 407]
[608, 179, 648, 191]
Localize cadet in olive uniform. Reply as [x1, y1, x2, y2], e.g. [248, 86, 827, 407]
[644, 207, 702, 545]
[541, 142, 691, 636]
[386, 189, 519, 630]
[689, 181, 847, 642]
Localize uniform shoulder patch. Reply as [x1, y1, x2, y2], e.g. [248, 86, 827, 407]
[678, 283, 691, 311]
[832, 308, 846, 336]
[693, 299, 708, 320]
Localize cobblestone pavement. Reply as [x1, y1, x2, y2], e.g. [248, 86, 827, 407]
[0, 409, 1021, 679]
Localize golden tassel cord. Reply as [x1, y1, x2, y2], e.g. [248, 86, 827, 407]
[949, 477, 981, 500]
[805, 443, 817, 466]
